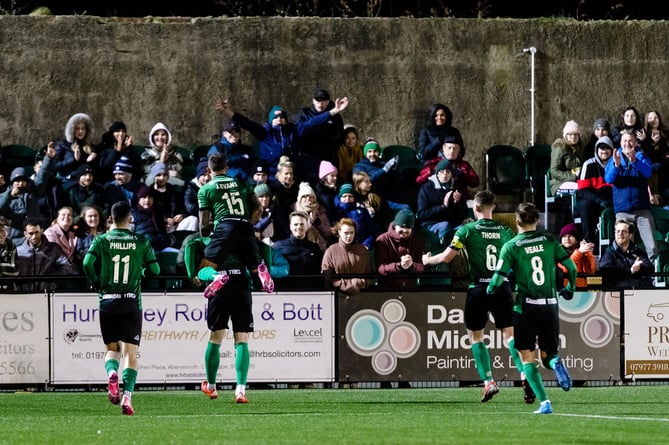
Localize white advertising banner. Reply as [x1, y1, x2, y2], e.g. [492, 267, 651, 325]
[51, 291, 335, 384]
[0, 293, 50, 384]
[623, 289, 669, 379]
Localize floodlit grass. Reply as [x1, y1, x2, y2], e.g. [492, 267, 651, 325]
[1, 385, 668, 444]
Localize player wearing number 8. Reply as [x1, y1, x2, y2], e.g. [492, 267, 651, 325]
[487, 203, 577, 414]
[198, 152, 273, 293]
[82, 201, 160, 415]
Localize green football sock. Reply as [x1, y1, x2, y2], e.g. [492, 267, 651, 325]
[235, 342, 250, 385]
[507, 338, 525, 378]
[105, 358, 119, 376]
[122, 367, 138, 392]
[471, 341, 492, 381]
[523, 362, 548, 402]
[205, 342, 221, 385]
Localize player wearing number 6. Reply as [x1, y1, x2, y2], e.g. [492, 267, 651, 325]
[198, 152, 274, 295]
[487, 202, 577, 414]
[422, 191, 531, 404]
[82, 201, 160, 415]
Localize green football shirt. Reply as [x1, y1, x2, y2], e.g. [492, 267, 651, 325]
[197, 174, 252, 226]
[495, 230, 569, 301]
[449, 218, 515, 287]
[86, 228, 158, 312]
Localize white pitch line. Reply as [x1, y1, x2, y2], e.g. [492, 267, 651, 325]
[553, 413, 669, 422]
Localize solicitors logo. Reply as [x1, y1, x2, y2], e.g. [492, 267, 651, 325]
[344, 299, 421, 375]
[64, 328, 79, 344]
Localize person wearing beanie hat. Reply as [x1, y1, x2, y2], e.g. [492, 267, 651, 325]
[96, 121, 141, 184]
[113, 156, 134, 175]
[67, 163, 105, 218]
[103, 155, 144, 218]
[254, 183, 271, 197]
[337, 126, 362, 183]
[549, 119, 583, 198]
[583, 117, 612, 161]
[196, 157, 210, 179]
[416, 152, 468, 242]
[146, 162, 168, 186]
[319, 160, 338, 181]
[252, 183, 275, 244]
[422, 190, 529, 402]
[294, 182, 332, 250]
[352, 137, 403, 209]
[557, 221, 596, 290]
[576, 134, 613, 246]
[146, 161, 186, 233]
[208, 117, 256, 183]
[362, 138, 381, 156]
[338, 183, 354, 198]
[374, 205, 424, 296]
[334, 182, 379, 250]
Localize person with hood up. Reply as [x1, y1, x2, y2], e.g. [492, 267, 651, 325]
[53, 112, 97, 184]
[141, 122, 184, 186]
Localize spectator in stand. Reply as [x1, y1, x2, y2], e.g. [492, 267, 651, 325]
[217, 97, 348, 182]
[140, 122, 185, 186]
[337, 126, 363, 184]
[273, 211, 324, 289]
[16, 217, 75, 291]
[415, 133, 480, 199]
[315, 160, 340, 225]
[374, 209, 426, 291]
[583, 118, 611, 161]
[417, 159, 469, 242]
[417, 103, 463, 164]
[352, 170, 391, 231]
[66, 163, 105, 223]
[102, 156, 144, 219]
[253, 183, 274, 246]
[32, 145, 67, 226]
[293, 181, 332, 251]
[96, 121, 142, 184]
[556, 222, 596, 289]
[605, 129, 657, 261]
[321, 217, 373, 296]
[576, 136, 613, 246]
[269, 157, 299, 242]
[0, 216, 19, 290]
[74, 205, 106, 267]
[334, 183, 379, 250]
[352, 138, 406, 210]
[208, 120, 256, 183]
[132, 185, 174, 253]
[179, 157, 210, 232]
[610, 106, 645, 147]
[599, 219, 654, 289]
[295, 88, 346, 181]
[145, 162, 185, 234]
[0, 165, 49, 244]
[248, 159, 270, 187]
[53, 113, 97, 185]
[44, 206, 79, 273]
[549, 120, 583, 195]
[641, 122, 669, 207]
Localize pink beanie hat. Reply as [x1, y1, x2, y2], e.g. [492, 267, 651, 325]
[318, 160, 338, 179]
[562, 120, 580, 138]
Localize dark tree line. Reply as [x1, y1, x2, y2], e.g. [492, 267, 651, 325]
[0, 0, 663, 20]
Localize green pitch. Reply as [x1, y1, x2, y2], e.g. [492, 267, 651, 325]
[1, 385, 667, 444]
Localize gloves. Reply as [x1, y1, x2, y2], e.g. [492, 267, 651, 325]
[383, 155, 399, 172]
[558, 288, 574, 300]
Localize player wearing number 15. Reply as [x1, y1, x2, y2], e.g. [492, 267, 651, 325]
[198, 152, 274, 294]
[82, 201, 160, 415]
[487, 202, 577, 415]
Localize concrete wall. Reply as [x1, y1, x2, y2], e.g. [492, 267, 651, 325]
[2, 16, 669, 178]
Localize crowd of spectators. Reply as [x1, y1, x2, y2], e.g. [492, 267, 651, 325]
[2, 96, 668, 292]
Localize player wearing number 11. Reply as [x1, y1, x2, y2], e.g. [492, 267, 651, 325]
[82, 201, 160, 415]
[487, 202, 577, 414]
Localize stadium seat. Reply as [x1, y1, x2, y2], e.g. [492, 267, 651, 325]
[485, 145, 527, 211]
[381, 145, 421, 210]
[191, 144, 211, 164]
[523, 143, 552, 208]
[544, 170, 580, 230]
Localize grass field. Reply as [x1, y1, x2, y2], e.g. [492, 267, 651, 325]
[1, 385, 668, 444]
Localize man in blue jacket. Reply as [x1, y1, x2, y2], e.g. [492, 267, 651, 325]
[604, 129, 657, 261]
